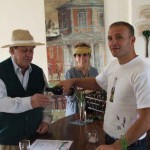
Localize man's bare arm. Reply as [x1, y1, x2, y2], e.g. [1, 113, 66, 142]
[97, 107, 150, 150]
[125, 108, 150, 144]
[59, 77, 101, 92]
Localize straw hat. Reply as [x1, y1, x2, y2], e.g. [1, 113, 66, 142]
[1, 29, 44, 48]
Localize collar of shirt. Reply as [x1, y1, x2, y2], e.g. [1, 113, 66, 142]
[11, 56, 32, 74]
[11, 56, 32, 90]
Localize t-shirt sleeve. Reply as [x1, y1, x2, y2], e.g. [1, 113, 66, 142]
[95, 66, 109, 91]
[134, 68, 150, 109]
[95, 60, 117, 91]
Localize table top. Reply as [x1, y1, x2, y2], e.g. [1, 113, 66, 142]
[32, 114, 105, 150]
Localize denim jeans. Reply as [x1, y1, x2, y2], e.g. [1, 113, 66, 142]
[105, 134, 148, 150]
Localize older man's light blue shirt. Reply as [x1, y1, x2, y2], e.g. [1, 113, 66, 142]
[0, 57, 51, 124]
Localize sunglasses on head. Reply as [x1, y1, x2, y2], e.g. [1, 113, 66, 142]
[75, 53, 89, 57]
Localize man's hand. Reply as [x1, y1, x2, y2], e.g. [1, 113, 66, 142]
[31, 94, 50, 108]
[96, 145, 116, 150]
[36, 122, 50, 134]
[58, 79, 74, 94]
[96, 140, 121, 150]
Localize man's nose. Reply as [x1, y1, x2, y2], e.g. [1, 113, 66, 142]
[111, 38, 118, 45]
[26, 51, 33, 57]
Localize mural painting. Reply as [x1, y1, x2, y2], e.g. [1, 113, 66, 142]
[44, 0, 105, 85]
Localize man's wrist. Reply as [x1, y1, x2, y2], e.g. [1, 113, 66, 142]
[112, 140, 122, 150]
[120, 134, 128, 150]
[112, 134, 129, 150]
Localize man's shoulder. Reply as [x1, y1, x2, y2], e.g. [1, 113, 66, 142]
[131, 56, 150, 71]
[31, 63, 42, 70]
[0, 58, 11, 65]
[0, 58, 12, 70]
[106, 59, 118, 69]
[30, 64, 44, 77]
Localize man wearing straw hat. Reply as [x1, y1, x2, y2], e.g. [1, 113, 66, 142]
[0, 29, 51, 150]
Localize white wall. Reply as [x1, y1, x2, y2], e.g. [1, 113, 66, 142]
[104, 0, 131, 64]
[132, 0, 150, 64]
[0, 0, 48, 79]
[104, 0, 150, 64]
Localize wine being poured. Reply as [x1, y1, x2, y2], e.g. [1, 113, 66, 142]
[45, 85, 74, 96]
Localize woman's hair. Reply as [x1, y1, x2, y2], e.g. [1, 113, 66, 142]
[74, 42, 91, 49]
[74, 42, 91, 56]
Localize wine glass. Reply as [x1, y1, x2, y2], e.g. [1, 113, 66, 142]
[19, 140, 30, 150]
[43, 91, 54, 122]
[87, 129, 98, 143]
[78, 100, 86, 124]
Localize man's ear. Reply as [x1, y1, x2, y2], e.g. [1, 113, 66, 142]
[131, 36, 136, 44]
[9, 47, 14, 55]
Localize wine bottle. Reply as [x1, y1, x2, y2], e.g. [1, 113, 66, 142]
[45, 85, 74, 96]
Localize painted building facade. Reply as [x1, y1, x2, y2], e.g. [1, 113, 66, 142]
[46, 0, 105, 81]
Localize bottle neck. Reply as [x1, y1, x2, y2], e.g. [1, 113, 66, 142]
[45, 86, 75, 96]
[45, 86, 63, 95]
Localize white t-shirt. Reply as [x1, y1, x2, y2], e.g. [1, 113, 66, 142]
[96, 56, 150, 139]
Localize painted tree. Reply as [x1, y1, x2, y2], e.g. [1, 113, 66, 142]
[142, 30, 150, 57]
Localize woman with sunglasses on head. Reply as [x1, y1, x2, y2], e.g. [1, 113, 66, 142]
[65, 43, 98, 116]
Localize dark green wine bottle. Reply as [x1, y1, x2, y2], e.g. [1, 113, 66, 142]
[45, 85, 74, 96]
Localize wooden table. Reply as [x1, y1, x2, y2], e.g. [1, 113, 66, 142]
[31, 114, 150, 150]
[32, 114, 105, 150]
